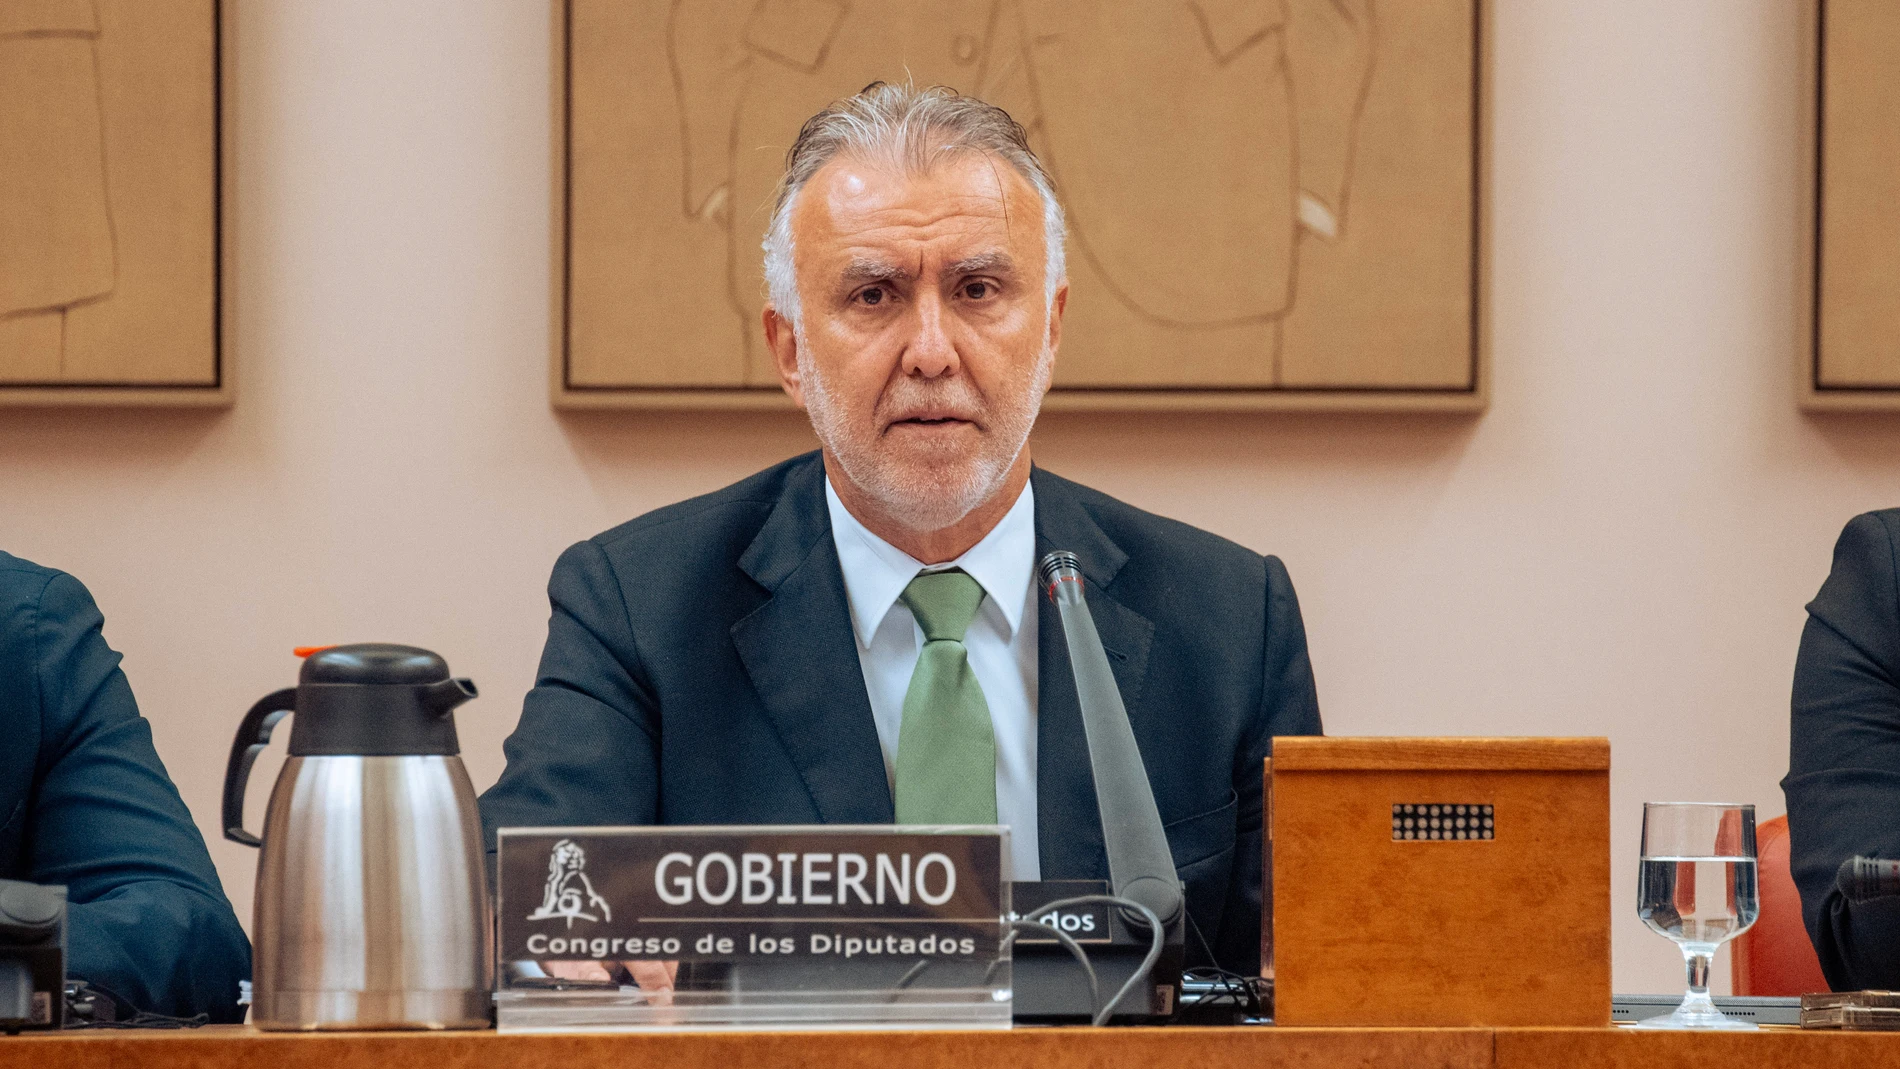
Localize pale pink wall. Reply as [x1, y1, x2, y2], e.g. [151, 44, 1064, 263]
[0, 0, 1894, 995]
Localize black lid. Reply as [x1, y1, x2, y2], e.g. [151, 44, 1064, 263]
[300, 644, 450, 686]
[287, 643, 477, 757]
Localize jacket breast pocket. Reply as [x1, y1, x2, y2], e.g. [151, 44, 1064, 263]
[1164, 791, 1239, 953]
[1165, 790, 1238, 871]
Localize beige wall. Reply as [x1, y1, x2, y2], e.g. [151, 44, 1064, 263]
[0, 0, 1891, 995]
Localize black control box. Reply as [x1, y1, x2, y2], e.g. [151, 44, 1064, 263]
[1009, 879, 1184, 1023]
[0, 880, 66, 1033]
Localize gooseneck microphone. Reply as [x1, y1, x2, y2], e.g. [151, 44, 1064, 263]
[1038, 551, 1185, 935]
[1837, 856, 1900, 903]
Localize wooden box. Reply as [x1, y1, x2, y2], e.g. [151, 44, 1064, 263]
[1268, 737, 1611, 1027]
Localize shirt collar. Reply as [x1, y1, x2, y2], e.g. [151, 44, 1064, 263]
[825, 476, 1036, 650]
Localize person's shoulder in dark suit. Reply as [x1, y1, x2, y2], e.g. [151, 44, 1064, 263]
[1035, 467, 1317, 727]
[1785, 509, 1900, 991]
[0, 552, 250, 1021]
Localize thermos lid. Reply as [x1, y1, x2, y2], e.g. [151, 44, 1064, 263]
[300, 644, 450, 686]
[288, 643, 477, 757]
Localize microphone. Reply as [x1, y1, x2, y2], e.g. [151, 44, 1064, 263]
[1837, 856, 1900, 903]
[1038, 551, 1185, 933]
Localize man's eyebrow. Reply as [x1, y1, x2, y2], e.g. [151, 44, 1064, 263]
[839, 258, 911, 284]
[948, 251, 1015, 276]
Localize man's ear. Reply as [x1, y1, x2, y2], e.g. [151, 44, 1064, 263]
[1042, 282, 1069, 394]
[763, 306, 806, 408]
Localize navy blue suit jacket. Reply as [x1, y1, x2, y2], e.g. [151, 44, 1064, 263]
[1786, 509, 1900, 990]
[0, 553, 249, 1020]
[480, 454, 1322, 973]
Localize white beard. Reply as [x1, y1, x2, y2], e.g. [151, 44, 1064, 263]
[799, 332, 1052, 535]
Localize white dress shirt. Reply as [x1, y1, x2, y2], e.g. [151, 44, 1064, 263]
[824, 477, 1041, 881]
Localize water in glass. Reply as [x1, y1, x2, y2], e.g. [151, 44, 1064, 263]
[1638, 857, 1760, 950]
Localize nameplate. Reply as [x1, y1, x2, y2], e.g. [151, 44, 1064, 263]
[497, 825, 1006, 967]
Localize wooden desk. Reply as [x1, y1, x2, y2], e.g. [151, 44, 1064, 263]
[6, 1025, 1900, 1069]
[1497, 1027, 1900, 1069]
[0, 1026, 1492, 1069]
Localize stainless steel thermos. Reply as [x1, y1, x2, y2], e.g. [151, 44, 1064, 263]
[223, 644, 492, 1030]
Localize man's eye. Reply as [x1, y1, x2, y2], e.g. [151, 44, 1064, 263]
[859, 287, 885, 306]
[963, 281, 990, 300]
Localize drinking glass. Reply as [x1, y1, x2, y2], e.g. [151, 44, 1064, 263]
[1634, 802, 1759, 1030]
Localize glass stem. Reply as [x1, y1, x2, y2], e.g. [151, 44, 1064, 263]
[1682, 947, 1714, 1003]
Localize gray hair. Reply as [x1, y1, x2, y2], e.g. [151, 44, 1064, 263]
[761, 83, 1067, 327]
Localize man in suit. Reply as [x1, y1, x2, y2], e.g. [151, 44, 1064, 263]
[1786, 510, 1900, 990]
[0, 552, 249, 1020]
[480, 84, 1321, 986]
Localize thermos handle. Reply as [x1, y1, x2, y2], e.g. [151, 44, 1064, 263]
[223, 688, 298, 847]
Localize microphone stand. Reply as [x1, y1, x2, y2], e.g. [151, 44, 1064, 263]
[1029, 551, 1186, 1020]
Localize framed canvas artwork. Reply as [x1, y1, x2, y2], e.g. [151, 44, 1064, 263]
[0, 0, 224, 406]
[554, 0, 1487, 411]
[1806, 0, 1900, 410]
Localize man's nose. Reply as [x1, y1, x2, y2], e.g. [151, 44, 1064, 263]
[900, 289, 960, 379]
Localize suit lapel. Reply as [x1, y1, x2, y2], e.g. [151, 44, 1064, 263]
[731, 457, 895, 824]
[1032, 467, 1156, 880]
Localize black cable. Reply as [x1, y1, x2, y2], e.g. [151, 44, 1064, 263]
[1179, 967, 1260, 1017]
[62, 981, 209, 1030]
[79, 1010, 211, 1030]
[1175, 909, 1254, 1014]
[1184, 905, 1218, 968]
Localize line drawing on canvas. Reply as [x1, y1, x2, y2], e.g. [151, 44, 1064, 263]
[0, 0, 119, 380]
[658, 0, 1376, 384]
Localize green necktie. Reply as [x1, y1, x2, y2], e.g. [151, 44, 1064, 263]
[893, 569, 998, 825]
